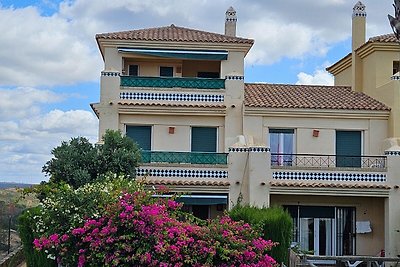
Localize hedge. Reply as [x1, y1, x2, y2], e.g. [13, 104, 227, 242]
[229, 205, 293, 265]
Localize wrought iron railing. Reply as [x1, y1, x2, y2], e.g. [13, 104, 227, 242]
[271, 153, 387, 169]
[120, 76, 225, 89]
[141, 151, 228, 165]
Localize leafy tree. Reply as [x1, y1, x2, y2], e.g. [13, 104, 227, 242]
[97, 129, 141, 178]
[42, 130, 141, 188]
[42, 137, 98, 188]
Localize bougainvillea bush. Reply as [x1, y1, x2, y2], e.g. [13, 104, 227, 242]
[32, 178, 277, 266]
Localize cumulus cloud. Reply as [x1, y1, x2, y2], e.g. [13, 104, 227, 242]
[0, 6, 101, 87]
[0, 86, 98, 184]
[0, 87, 63, 120]
[296, 69, 334, 86]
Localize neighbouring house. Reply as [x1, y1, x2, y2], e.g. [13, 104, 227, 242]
[91, 2, 400, 258]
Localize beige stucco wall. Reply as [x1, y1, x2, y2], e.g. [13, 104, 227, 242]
[123, 58, 183, 77]
[221, 51, 244, 77]
[271, 194, 385, 256]
[334, 66, 352, 86]
[120, 114, 225, 152]
[243, 115, 387, 156]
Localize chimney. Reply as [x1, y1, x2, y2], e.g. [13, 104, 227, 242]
[351, 1, 366, 92]
[225, 6, 237, 36]
[352, 1, 366, 51]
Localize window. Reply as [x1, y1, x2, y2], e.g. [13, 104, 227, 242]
[191, 127, 217, 152]
[128, 65, 139, 76]
[126, 125, 151, 150]
[393, 61, 399, 75]
[285, 205, 355, 256]
[269, 129, 294, 166]
[160, 66, 174, 77]
[336, 131, 361, 167]
[197, 72, 220, 78]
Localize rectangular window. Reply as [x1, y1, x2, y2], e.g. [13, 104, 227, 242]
[393, 61, 399, 75]
[128, 65, 139, 76]
[126, 125, 151, 150]
[191, 127, 217, 152]
[336, 131, 361, 167]
[160, 66, 174, 77]
[269, 129, 294, 166]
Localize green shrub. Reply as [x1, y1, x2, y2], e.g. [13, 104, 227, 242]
[229, 205, 293, 265]
[17, 207, 56, 267]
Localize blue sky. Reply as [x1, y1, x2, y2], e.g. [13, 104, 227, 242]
[0, 0, 394, 184]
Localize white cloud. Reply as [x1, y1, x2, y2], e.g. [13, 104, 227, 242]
[0, 87, 63, 120]
[296, 69, 334, 86]
[0, 86, 98, 184]
[0, 6, 101, 87]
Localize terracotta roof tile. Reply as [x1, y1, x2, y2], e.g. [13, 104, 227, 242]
[118, 101, 225, 108]
[244, 83, 390, 111]
[144, 179, 230, 187]
[270, 180, 390, 189]
[96, 24, 254, 44]
[368, 33, 399, 43]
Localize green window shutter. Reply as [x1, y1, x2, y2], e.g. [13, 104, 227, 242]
[191, 127, 217, 152]
[336, 131, 361, 167]
[126, 126, 151, 150]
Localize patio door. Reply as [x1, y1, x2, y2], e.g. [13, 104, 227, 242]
[336, 131, 361, 167]
[299, 218, 334, 256]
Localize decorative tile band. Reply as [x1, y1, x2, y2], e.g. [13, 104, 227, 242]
[228, 147, 249, 152]
[101, 71, 120, 77]
[225, 75, 244, 80]
[385, 151, 400, 156]
[273, 171, 386, 182]
[120, 92, 224, 102]
[249, 147, 270, 152]
[137, 168, 228, 179]
[391, 75, 400, 81]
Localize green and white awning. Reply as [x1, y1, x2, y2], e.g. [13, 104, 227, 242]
[118, 47, 228, 60]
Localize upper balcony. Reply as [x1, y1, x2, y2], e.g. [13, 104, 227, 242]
[141, 150, 228, 165]
[120, 76, 225, 90]
[271, 153, 387, 170]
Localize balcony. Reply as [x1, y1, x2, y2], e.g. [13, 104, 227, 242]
[271, 153, 387, 170]
[141, 151, 228, 165]
[120, 76, 225, 89]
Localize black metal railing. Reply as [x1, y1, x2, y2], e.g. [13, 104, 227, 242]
[271, 153, 387, 169]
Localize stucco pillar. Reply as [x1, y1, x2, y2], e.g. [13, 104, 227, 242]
[384, 150, 400, 258]
[224, 76, 244, 151]
[97, 71, 120, 141]
[228, 147, 249, 209]
[248, 147, 271, 207]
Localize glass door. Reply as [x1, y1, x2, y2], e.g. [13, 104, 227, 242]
[299, 218, 334, 255]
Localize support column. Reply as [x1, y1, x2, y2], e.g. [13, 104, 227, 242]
[97, 71, 120, 140]
[384, 150, 400, 258]
[228, 147, 249, 209]
[248, 147, 271, 207]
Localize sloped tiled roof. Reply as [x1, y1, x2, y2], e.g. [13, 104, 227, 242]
[368, 33, 399, 43]
[144, 179, 230, 187]
[244, 83, 390, 111]
[96, 24, 254, 44]
[270, 181, 391, 190]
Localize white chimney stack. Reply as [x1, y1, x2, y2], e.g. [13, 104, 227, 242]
[225, 6, 237, 37]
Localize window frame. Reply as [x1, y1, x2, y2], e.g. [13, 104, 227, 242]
[190, 126, 218, 153]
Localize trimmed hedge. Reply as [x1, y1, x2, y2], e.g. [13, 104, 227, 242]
[229, 205, 293, 265]
[17, 207, 56, 267]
